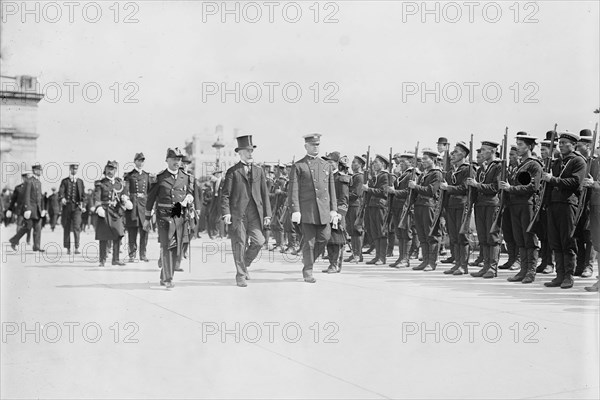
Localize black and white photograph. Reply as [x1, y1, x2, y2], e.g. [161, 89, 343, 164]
[1, 0, 599, 398]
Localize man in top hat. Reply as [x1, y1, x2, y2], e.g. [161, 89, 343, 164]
[498, 145, 522, 271]
[467, 141, 502, 278]
[59, 163, 85, 254]
[46, 187, 60, 232]
[9, 163, 46, 251]
[387, 152, 418, 268]
[500, 132, 543, 283]
[321, 152, 350, 273]
[123, 153, 151, 262]
[409, 149, 443, 271]
[345, 155, 366, 263]
[288, 133, 337, 283]
[574, 129, 595, 278]
[209, 170, 225, 239]
[221, 135, 272, 287]
[437, 137, 452, 172]
[583, 134, 600, 291]
[542, 131, 587, 289]
[144, 148, 193, 288]
[361, 153, 391, 265]
[94, 161, 132, 267]
[440, 142, 474, 275]
[535, 131, 558, 274]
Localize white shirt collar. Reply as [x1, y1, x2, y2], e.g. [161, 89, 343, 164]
[167, 168, 178, 176]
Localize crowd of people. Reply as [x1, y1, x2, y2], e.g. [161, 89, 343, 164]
[1, 128, 599, 292]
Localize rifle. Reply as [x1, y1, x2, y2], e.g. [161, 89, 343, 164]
[384, 147, 394, 226]
[354, 146, 370, 233]
[429, 144, 450, 236]
[571, 122, 598, 235]
[459, 134, 474, 235]
[398, 142, 419, 229]
[527, 123, 558, 233]
[490, 127, 509, 234]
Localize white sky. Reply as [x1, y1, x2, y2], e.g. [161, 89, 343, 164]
[1, 0, 599, 181]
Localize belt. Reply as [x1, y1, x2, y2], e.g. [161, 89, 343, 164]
[157, 203, 174, 208]
[134, 193, 146, 198]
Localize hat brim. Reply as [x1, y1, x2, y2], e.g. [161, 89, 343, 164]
[235, 146, 257, 152]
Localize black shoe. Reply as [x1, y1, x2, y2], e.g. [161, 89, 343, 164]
[573, 268, 583, 277]
[99, 261, 105, 267]
[74, 249, 81, 254]
[560, 275, 574, 289]
[245, 272, 250, 280]
[424, 264, 437, 272]
[441, 257, 455, 264]
[32, 248, 45, 252]
[160, 281, 165, 286]
[521, 273, 536, 284]
[344, 255, 355, 263]
[389, 258, 403, 268]
[10, 243, 18, 251]
[499, 261, 513, 270]
[412, 261, 427, 271]
[140, 256, 149, 262]
[324, 266, 337, 274]
[174, 268, 184, 272]
[536, 263, 547, 273]
[304, 276, 317, 283]
[165, 281, 175, 289]
[584, 282, 599, 292]
[67, 249, 71, 255]
[470, 268, 487, 277]
[112, 261, 126, 266]
[236, 279, 247, 287]
[482, 270, 497, 279]
[544, 277, 563, 287]
[443, 266, 458, 274]
[453, 267, 468, 275]
[366, 257, 380, 265]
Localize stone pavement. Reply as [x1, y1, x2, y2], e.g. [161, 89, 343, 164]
[1, 225, 598, 399]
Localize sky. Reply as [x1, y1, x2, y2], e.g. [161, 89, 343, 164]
[1, 0, 599, 184]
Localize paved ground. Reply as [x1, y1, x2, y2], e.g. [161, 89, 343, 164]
[1, 226, 599, 399]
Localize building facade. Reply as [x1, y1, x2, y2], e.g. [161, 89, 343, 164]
[1, 75, 44, 189]
[185, 125, 240, 180]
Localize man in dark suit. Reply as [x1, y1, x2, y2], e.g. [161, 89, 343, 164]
[144, 148, 194, 288]
[221, 135, 272, 287]
[47, 187, 60, 231]
[10, 163, 46, 251]
[124, 153, 151, 262]
[288, 133, 337, 283]
[59, 163, 85, 254]
[6, 172, 30, 238]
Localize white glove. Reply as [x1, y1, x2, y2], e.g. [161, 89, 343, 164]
[6, 210, 12, 219]
[291, 212, 301, 224]
[124, 200, 133, 210]
[181, 194, 194, 207]
[96, 207, 106, 218]
[120, 194, 130, 203]
[329, 210, 338, 223]
[24, 210, 32, 220]
[223, 214, 232, 225]
[61, 198, 67, 206]
[41, 210, 47, 218]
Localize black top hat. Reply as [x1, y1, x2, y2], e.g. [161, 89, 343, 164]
[134, 152, 145, 161]
[579, 129, 593, 143]
[235, 135, 257, 152]
[545, 131, 558, 141]
[437, 137, 449, 145]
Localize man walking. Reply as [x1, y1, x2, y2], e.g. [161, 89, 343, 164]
[221, 135, 272, 287]
[124, 153, 151, 262]
[288, 133, 338, 283]
[9, 163, 46, 252]
[59, 163, 85, 254]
